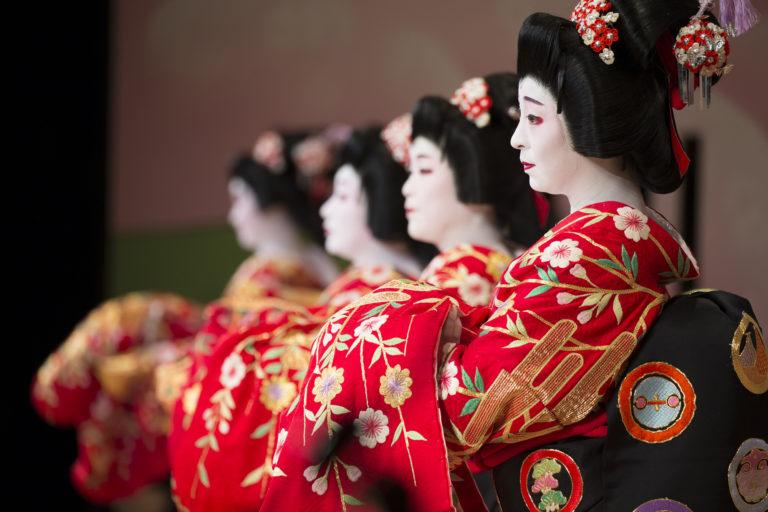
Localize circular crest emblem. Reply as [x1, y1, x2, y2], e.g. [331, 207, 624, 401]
[728, 438, 768, 512]
[633, 498, 692, 512]
[618, 361, 696, 443]
[519, 449, 583, 512]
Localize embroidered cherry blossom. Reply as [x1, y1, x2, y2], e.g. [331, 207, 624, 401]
[457, 273, 493, 307]
[353, 408, 390, 448]
[353, 315, 389, 341]
[614, 206, 651, 242]
[272, 428, 288, 465]
[311, 476, 328, 495]
[571, 0, 620, 65]
[303, 464, 320, 482]
[569, 264, 587, 280]
[440, 361, 460, 400]
[344, 464, 362, 482]
[540, 239, 583, 268]
[556, 292, 577, 305]
[312, 367, 345, 405]
[379, 364, 413, 408]
[219, 352, 247, 389]
[577, 309, 594, 325]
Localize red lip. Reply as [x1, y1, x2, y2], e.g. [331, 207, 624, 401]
[405, 208, 415, 215]
[521, 162, 535, 172]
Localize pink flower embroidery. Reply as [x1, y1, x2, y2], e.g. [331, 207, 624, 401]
[613, 206, 650, 242]
[439, 361, 460, 400]
[540, 239, 583, 268]
[354, 408, 390, 448]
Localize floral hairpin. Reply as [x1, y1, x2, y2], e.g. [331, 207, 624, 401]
[570, 0, 620, 65]
[252, 131, 285, 173]
[381, 113, 412, 167]
[292, 137, 333, 178]
[451, 78, 493, 128]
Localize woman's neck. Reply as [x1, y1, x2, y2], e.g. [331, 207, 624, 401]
[350, 239, 423, 277]
[436, 210, 506, 254]
[566, 157, 645, 213]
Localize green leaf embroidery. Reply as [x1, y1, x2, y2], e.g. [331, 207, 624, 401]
[343, 494, 364, 506]
[264, 362, 282, 375]
[330, 405, 351, 415]
[391, 422, 404, 445]
[631, 252, 638, 280]
[382, 337, 405, 346]
[262, 347, 285, 360]
[546, 267, 559, 284]
[209, 434, 220, 452]
[338, 334, 352, 342]
[596, 258, 622, 271]
[194, 435, 209, 449]
[460, 398, 481, 417]
[473, 368, 485, 393]
[369, 347, 382, 368]
[240, 466, 264, 487]
[384, 346, 403, 356]
[536, 266, 549, 282]
[621, 245, 631, 271]
[198, 463, 210, 488]
[304, 408, 316, 422]
[363, 304, 387, 319]
[525, 285, 552, 298]
[251, 419, 275, 439]
[390, 301, 404, 309]
[515, 316, 528, 338]
[406, 430, 427, 441]
[461, 367, 475, 392]
[612, 295, 624, 325]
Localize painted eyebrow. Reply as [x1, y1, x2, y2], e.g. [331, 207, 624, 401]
[522, 96, 544, 106]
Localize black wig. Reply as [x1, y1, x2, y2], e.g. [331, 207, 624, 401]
[517, 0, 714, 193]
[229, 132, 325, 245]
[411, 72, 546, 247]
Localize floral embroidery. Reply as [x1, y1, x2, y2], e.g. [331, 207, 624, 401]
[353, 315, 389, 342]
[313, 367, 345, 405]
[273, 428, 288, 466]
[531, 458, 568, 510]
[353, 408, 390, 448]
[379, 365, 413, 408]
[259, 376, 297, 413]
[540, 239, 583, 268]
[440, 361, 460, 400]
[457, 273, 493, 307]
[613, 206, 650, 242]
[219, 353, 246, 389]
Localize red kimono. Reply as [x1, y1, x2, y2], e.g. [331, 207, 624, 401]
[169, 246, 510, 511]
[261, 202, 699, 511]
[31, 293, 201, 504]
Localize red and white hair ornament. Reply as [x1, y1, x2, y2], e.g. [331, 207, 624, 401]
[451, 78, 493, 128]
[252, 131, 285, 173]
[381, 113, 412, 167]
[570, 0, 620, 65]
[292, 136, 333, 178]
[674, 1, 734, 108]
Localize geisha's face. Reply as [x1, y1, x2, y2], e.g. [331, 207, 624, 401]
[403, 136, 473, 247]
[227, 177, 264, 251]
[320, 164, 374, 260]
[510, 77, 584, 196]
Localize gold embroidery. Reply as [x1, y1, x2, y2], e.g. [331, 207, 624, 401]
[731, 312, 767, 394]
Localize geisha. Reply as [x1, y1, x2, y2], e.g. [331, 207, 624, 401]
[167, 124, 427, 511]
[30, 128, 340, 506]
[259, 1, 737, 508]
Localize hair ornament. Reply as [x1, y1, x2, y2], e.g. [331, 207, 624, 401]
[570, 0, 620, 65]
[674, 1, 733, 108]
[381, 113, 412, 167]
[252, 131, 286, 173]
[450, 78, 493, 128]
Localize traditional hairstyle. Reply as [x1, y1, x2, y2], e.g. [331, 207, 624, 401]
[517, 0, 718, 193]
[229, 131, 325, 245]
[337, 126, 437, 263]
[411, 72, 547, 247]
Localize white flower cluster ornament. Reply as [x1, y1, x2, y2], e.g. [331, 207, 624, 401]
[450, 78, 493, 128]
[674, 10, 732, 108]
[570, 0, 620, 65]
[381, 113, 412, 167]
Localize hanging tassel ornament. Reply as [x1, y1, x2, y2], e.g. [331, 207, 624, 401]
[719, 0, 761, 37]
[674, 5, 732, 109]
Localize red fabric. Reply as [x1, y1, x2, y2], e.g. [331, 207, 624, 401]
[168, 265, 409, 512]
[31, 293, 201, 504]
[262, 202, 699, 511]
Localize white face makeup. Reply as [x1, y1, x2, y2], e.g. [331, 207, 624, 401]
[510, 77, 584, 196]
[319, 164, 374, 260]
[403, 136, 473, 246]
[227, 177, 264, 251]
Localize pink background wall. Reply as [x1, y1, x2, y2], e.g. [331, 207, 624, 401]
[111, 0, 768, 318]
